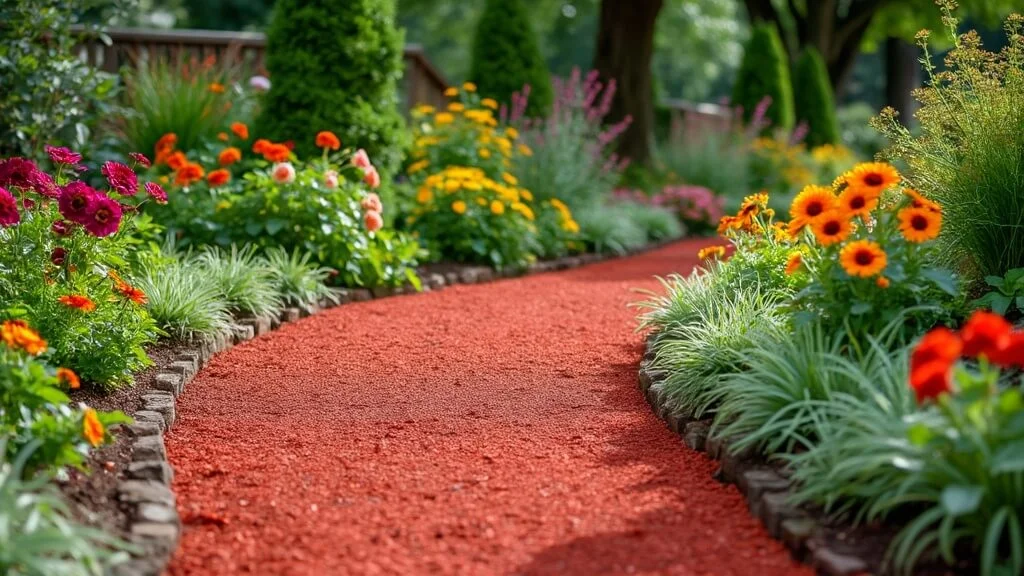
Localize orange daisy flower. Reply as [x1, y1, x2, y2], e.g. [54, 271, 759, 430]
[789, 185, 838, 233]
[837, 186, 879, 219]
[810, 211, 852, 246]
[165, 151, 188, 171]
[56, 367, 80, 389]
[839, 240, 888, 278]
[904, 189, 942, 213]
[845, 162, 900, 196]
[58, 294, 96, 313]
[1, 320, 47, 355]
[230, 122, 249, 140]
[174, 163, 205, 186]
[207, 169, 231, 187]
[897, 206, 942, 243]
[83, 409, 105, 447]
[697, 245, 727, 261]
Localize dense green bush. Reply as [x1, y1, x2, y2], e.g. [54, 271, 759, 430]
[792, 48, 839, 148]
[256, 0, 406, 178]
[732, 24, 794, 132]
[468, 0, 553, 117]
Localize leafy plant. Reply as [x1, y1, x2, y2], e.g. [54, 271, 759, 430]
[136, 257, 232, 341]
[263, 247, 339, 314]
[792, 48, 840, 148]
[195, 245, 281, 318]
[732, 23, 794, 132]
[0, 440, 133, 575]
[575, 205, 647, 255]
[617, 202, 684, 243]
[972, 268, 1024, 316]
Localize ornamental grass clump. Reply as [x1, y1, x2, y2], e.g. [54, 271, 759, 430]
[0, 151, 159, 387]
[875, 5, 1024, 284]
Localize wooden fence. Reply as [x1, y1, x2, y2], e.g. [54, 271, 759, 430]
[73, 27, 449, 114]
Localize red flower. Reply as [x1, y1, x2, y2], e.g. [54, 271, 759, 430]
[82, 194, 122, 238]
[0, 186, 19, 227]
[960, 311, 1012, 361]
[50, 247, 67, 265]
[263, 144, 291, 163]
[0, 157, 40, 190]
[45, 145, 83, 167]
[910, 361, 952, 404]
[56, 367, 80, 389]
[58, 294, 96, 313]
[230, 122, 249, 140]
[51, 219, 74, 237]
[911, 327, 962, 372]
[144, 182, 167, 204]
[315, 131, 341, 150]
[991, 332, 1024, 369]
[58, 182, 98, 225]
[129, 152, 151, 168]
[101, 161, 138, 196]
[206, 169, 231, 187]
[252, 139, 272, 154]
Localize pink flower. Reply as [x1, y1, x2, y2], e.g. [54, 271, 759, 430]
[364, 210, 383, 232]
[51, 219, 74, 237]
[352, 149, 371, 170]
[272, 162, 296, 184]
[129, 152, 151, 168]
[144, 182, 167, 204]
[101, 161, 138, 196]
[324, 170, 339, 189]
[45, 145, 83, 167]
[361, 193, 383, 214]
[363, 166, 380, 189]
[29, 170, 59, 198]
[58, 182, 97, 224]
[82, 194, 122, 237]
[50, 247, 67, 265]
[0, 157, 40, 191]
[0, 187, 19, 227]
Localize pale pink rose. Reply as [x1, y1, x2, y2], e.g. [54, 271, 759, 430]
[324, 170, 339, 189]
[363, 166, 380, 189]
[364, 210, 383, 232]
[272, 162, 295, 184]
[352, 149, 371, 169]
[360, 192, 383, 214]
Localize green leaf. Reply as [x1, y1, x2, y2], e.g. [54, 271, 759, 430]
[908, 422, 934, 446]
[940, 484, 984, 516]
[921, 268, 959, 296]
[850, 302, 873, 315]
[974, 292, 1013, 315]
[991, 441, 1024, 473]
[32, 386, 70, 404]
[985, 275, 1006, 289]
[265, 219, 287, 235]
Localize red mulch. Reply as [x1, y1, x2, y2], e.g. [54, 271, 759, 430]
[166, 239, 811, 576]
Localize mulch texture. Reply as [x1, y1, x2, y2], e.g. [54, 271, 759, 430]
[166, 238, 811, 576]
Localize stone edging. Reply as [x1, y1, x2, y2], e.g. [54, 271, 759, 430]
[637, 332, 874, 576]
[111, 239, 682, 576]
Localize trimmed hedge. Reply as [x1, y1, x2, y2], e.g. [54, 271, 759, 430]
[732, 23, 794, 133]
[256, 0, 406, 179]
[793, 48, 840, 147]
[468, 0, 553, 117]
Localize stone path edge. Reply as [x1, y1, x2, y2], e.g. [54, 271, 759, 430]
[111, 239, 683, 576]
[637, 332, 876, 576]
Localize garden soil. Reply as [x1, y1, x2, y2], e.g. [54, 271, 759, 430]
[166, 239, 811, 576]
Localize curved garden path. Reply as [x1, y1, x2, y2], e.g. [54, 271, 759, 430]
[166, 238, 810, 576]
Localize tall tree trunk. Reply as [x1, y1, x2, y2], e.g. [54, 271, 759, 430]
[885, 36, 920, 125]
[593, 0, 663, 166]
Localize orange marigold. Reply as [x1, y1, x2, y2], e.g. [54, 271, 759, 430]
[252, 139, 272, 154]
[263, 143, 291, 163]
[218, 147, 242, 166]
[155, 133, 178, 153]
[56, 367, 80, 389]
[315, 131, 341, 150]
[217, 132, 229, 142]
[207, 169, 231, 187]
[83, 409, 105, 447]
[230, 122, 249, 140]
[697, 245, 727, 261]
[1, 320, 47, 355]
[208, 82, 226, 94]
[166, 151, 188, 171]
[785, 252, 802, 275]
[174, 163, 205, 186]
[58, 294, 96, 313]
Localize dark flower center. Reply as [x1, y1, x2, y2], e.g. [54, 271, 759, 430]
[94, 208, 110, 223]
[855, 250, 875, 265]
[71, 196, 87, 210]
[912, 215, 929, 231]
[864, 173, 884, 187]
[823, 221, 841, 235]
[849, 196, 865, 209]
[806, 201, 824, 217]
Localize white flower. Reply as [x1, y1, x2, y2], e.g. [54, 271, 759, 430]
[272, 162, 295, 184]
[324, 170, 339, 189]
[249, 75, 271, 91]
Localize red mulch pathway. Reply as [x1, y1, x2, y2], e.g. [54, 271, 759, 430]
[166, 238, 811, 576]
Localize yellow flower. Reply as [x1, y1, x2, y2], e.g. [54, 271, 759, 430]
[697, 245, 727, 261]
[481, 98, 498, 109]
[448, 102, 465, 113]
[413, 104, 435, 116]
[511, 202, 535, 221]
[451, 200, 467, 214]
[435, 112, 455, 125]
[518, 144, 533, 156]
[416, 187, 433, 204]
[444, 180, 461, 193]
[407, 159, 430, 174]
[462, 82, 477, 92]
[563, 219, 579, 233]
[490, 200, 506, 215]
[505, 127, 519, 140]
[215, 200, 231, 212]
[476, 197, 487, 206]
[478, 148, 492, 159]
[520, 190, 533, 202]
[502, 173, 518, 186]
[444, 87, 459, 97]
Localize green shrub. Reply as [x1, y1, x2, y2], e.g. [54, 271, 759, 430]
[792, 48, 839, 148]
[263, 247, 340, 314]
[575, 205, 647, 255]
[195, 245, 281, 318]
[136, 258, 232, 342]
[0, 441, 134, 575]
[468, 0, 553, 117]
[874, 11, 1024, 284]
[256, 0, 406, 178]
[732, 23, 794, 132]
[619, 202, 684, 242]
[655, 133, 751, 210]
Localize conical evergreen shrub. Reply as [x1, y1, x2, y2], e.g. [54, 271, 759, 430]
[792, 48, 840, 147]
[256, 0, 406, 178]
[468, 0, 553, 116]
[732, 23, 794, 132]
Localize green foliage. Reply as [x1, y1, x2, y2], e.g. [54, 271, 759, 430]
[618, 202, 684, 242]
[792, 48, 839, 148]
[732, 23, 794, 132]
[469, 0, 554, 117]
[0, 441, 133, 575]
[837, 103, 888, 159]
[136, 257, 232, 342]
[257, 0, 406, 179]
[874, 10, 1024, 284]
[575, 205, 647, 255]
[973, 268, 1024, 316]
[263, 247, 340, 314]
[195, 245, 281, 318]
[654, 133, 751, 209]
[0, 0, 120, 158]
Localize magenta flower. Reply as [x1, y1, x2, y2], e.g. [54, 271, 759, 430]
[129, 152, 151, 168]
[0, 187, 19, 227]
[144, 181, 167, 204]
[58, 182, 98, 224]
[51, 219, 74, 237]
[101, 161, 138, 196]
[50, 247, 67, 266]
[82, 194, 122, 237]
[45, 145, 83, 167]
[0, 157, 40, 190]
[30, 169, 59, 198]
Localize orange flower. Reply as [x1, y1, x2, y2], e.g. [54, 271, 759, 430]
[155, 133, 178, 153]
[217, 132, 229, 142]
[166, 151, 188, 171]
[218, 147, 242, 166]
[56, 367, 80, 390]
[315, 131, 341, 150]
[83, 409, 105, 447]
[230, 122, 249, 140]
[208, 82, 226, 94]
[58, 294, 96, 313]
[911, 327, 962, 372]
[175, 163, 205, 186]
[839, 240, 887, 278]
[1, 320, 47, 355]
[897, 206, 942, 243]
[207, 169, 231, 187]
[910, 361, 952, 404]
[960, 311, 1012, 361]
[716, 216, 739, 235]
[810, 211, 852, 246]
[845, 162, 900, 196]
[789, 185, 838, 233]
[110, 269, 148, 305]
[837, 186, 879, 219]
[876, 276, 891, 289]
[697, 245, 727, 261]
[904, 189, 942, 213]
[263, 143, 291, 163]
[252, 139, 272, 154]
[785, 252, 802, 275]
